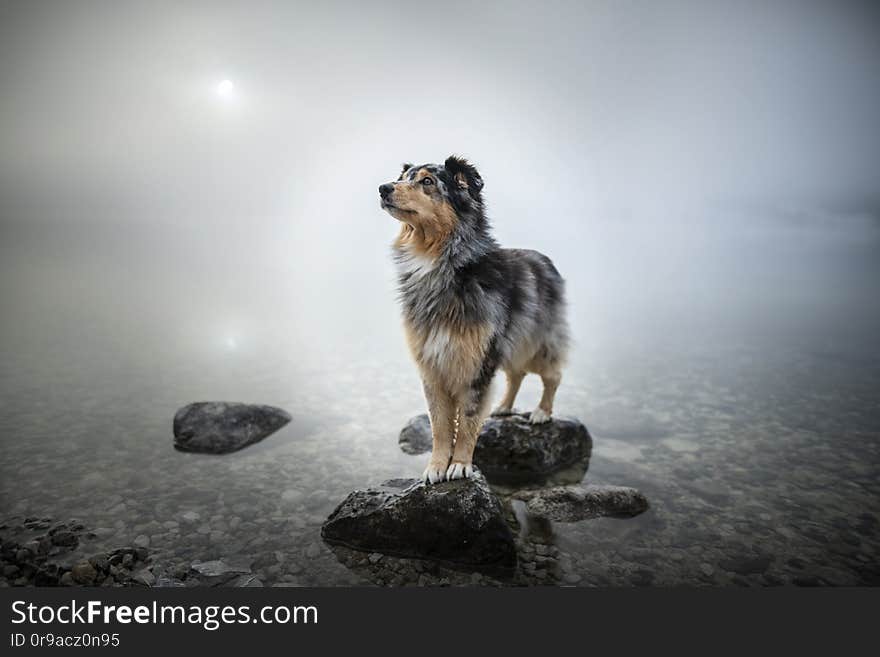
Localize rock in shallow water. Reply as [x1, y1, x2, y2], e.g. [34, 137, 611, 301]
[321, 471, 516, 573]
[518, 484, 649, 522]
[398, 415, 433, 455]
[173, 402, 291, 454]
[187, 558, 255, 586]
[190, 558, 251, 578]
[0, 518, 156, 587]
[398, 413, 592, 485]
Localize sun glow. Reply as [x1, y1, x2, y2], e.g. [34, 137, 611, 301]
[216, 79, 235, 98]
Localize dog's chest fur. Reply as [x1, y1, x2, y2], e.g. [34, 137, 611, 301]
[396, 256, 491, 392]
[402, 319, 491, 393]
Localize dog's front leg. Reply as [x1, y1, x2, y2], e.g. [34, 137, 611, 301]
[422, 380, 456, 484]
[447, 383, 491, 480]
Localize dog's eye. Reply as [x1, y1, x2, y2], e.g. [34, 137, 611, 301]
[421, 177, 434, 186]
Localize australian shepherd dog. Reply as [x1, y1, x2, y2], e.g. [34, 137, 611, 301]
[379, 156, 569, 484]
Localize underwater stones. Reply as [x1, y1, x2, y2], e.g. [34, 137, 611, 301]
[718, 555, 773, 576]
[131, 568, 156, 587]
[398, 413, 592, 485]
[321, 471, 516, 573]
[173, 402, 291, 454]
[0, 516, 156, 587]
[517, 484, 649, 522]
[49, 528, 78, 548]
[70, 562, 98, 585]
[188, 558, 254, 586]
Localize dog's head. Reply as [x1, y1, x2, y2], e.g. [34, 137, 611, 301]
[378, 156, 484, 229]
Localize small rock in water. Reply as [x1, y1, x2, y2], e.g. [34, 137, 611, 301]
[519, 484, 649, 522]
[133, 534, 150, 548]
[173, 402, 291, 454]
[154, 576, 187, 588]
[70, 562, 98, 585]
[398, 415, 433, 455]
[131, 568, 155, 587]
[190, 558, 252, 578]
[398, 413, 592, 485]
[230, 574, 263, 587]
[50, 530, 78, 547]
[719, 555, 773, 575]
[281, 489, 304, 503]
[321, 470, 516, 573]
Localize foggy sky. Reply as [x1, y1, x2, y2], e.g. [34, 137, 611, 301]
[1, 1, 879, 362]
[2, 0, 879, 221]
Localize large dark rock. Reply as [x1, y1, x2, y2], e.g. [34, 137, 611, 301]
[398, 413, 592, 486]
[173, 402, 291, 454]
[321, 471, 516, 573]
[517, 484, 649, 522]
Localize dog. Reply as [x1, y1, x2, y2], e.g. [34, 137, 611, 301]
[379, 156, 569, 484]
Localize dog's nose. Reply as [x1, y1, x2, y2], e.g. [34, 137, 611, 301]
[379, 183, 394, 199]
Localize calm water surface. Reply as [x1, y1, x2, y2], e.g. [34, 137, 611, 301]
[1, 219, 879, 586]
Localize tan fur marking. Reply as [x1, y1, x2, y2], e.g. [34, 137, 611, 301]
[451, 402, 490, 467]
[402, 320, 422, 363]
[387, 170, 458, 259]
[406, 320, 493, 474]
[422, 383, 457, 476]
[537, 371, 561, 415]
[405, 321, 492, 395]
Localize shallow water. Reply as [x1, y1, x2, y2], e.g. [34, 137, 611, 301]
[1, 219, 879, 586]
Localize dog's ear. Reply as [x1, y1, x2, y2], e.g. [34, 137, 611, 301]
[444, 155, 484, 197]
[399, 163, 413, 179]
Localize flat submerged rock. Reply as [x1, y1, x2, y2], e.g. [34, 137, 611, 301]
[398, 413, 592, 485]
[321, 471, 516, 574]
[517, 484, 649, 522]
[173, 402, 291, 454]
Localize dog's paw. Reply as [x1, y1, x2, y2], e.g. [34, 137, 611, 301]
[528, 408, 552, 424]
[422, 463, 447, 484]
[446, 461, 474, 480]
[491, 405, 514, 416]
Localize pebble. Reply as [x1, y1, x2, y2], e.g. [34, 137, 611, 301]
[282, 489, 304, 503]
[71, 562, 97, 585]
[132, 568, 155, 587]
